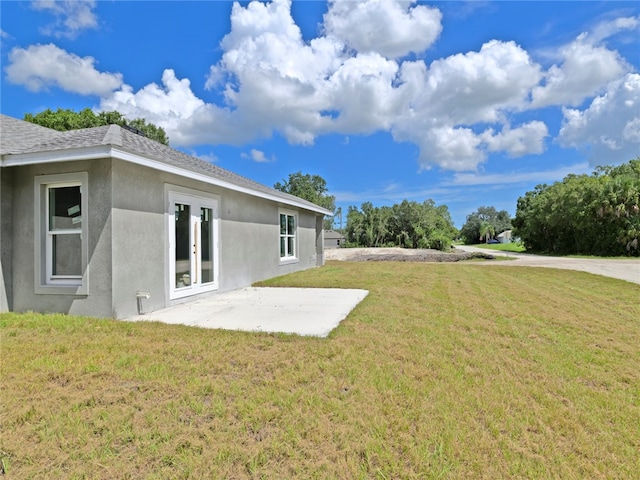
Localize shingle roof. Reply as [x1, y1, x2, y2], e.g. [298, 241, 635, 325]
[0, 114, 63, 155]
[0, 114, 331, 214]
[324, 230, 345, 240]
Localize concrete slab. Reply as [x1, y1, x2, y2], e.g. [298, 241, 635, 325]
[126, 287, 369, 337]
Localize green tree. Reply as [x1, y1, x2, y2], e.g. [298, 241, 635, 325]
[345, 199, 456, 251]
[274, 172, 336, 230]
[459, 206, 511, 244]
[24, 108, 170, 145]
[479, 221, 496, 243]
[128, 117, 169, 145]
[513, 158, 640, 256]
[345, 205, 365, 246]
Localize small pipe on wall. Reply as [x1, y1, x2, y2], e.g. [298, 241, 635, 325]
[136, 291, 150, 315]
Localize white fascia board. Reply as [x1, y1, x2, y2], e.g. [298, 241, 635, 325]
[1, 146, 333, 216]
[1, 146, 112, 166]
[111, 149, 333, 215]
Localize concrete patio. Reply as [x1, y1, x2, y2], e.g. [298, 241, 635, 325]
[127, 287, 369, 337]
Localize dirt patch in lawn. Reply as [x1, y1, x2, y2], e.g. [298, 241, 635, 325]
[325, 247, 494, 262]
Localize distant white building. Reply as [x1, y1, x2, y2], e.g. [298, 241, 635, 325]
[324, 230, 345, 249]
[497, 230, 512, 243]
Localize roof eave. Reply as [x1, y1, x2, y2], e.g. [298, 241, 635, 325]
[1, 147, 333, 216]
[1, 145, 112, 165]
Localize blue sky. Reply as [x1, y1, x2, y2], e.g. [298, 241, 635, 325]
[2, 1, 639, 228]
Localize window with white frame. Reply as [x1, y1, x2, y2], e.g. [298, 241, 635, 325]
[279, 210, 297, 260]
[35, 173, 88, 294]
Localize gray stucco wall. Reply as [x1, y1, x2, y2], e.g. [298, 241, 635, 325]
[217, 187, 320, 291]
[0, 168, 13, 312]
[109, 159, 323, 317]
[7, 157, 324, 319]
[10, 159, 113, 317]
[110, 159, 166, 318]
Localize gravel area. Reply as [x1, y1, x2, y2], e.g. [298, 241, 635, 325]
[324, 247, 495, 262]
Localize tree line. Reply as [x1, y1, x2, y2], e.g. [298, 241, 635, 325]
[513, 158, 639, 256]
[273, 174, 458, 250]
[24, 108, 170, 145]
[345, 200, 457, 251]
[23, 108, 638, 257]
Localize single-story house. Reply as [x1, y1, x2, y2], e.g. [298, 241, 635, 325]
[0, 114, 332, 318]
[497, 230, 512, 243]
[323, 229, 345, 249]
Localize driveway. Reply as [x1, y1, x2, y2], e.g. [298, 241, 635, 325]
[454, 245, 640, 285]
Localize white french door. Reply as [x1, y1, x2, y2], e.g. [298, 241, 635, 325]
[169, 192, 219, 299]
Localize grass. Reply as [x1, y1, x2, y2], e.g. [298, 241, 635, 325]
[471, 242, 638, 259]
[471, 242, 527, 253]
[550, 253, 636, 260]
[2, 262, 639, 478]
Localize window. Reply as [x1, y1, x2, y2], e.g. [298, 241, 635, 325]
[279, 210, 297, 261]
[48, 185, 82, 277]
[35, 173, 88, 294]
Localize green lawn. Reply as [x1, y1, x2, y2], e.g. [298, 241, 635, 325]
[2, 262, 639, 478]
[472, 242, 638, 259]
[471, 242, 527, 253]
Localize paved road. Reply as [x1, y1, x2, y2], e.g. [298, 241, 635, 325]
[455, 245, 640, 285]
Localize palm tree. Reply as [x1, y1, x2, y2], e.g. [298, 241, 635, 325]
[479, 221, 495, 243]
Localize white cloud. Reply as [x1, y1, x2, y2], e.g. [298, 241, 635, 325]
[425, 41, 541, 124]
[391, 40, 544, 169]
[100, 69, 205, 142]
[482, 121, 549, 157]
[531, 17, 636, 108]
[448, 163, 591, 187]
[417, 126, 485, 171]
[589, 15, 640, 44]
[100, 3, 549, 171]
[623, 117, 640, 143]
[10, 1, 633, 174]
[31, 0, 98, 38]
[241, 149, 273, 163]
[400, 121, 548, 172]
[325, 53, 402, 134]
[559, 73, 640, 164]
[5, 44, 122, 95]
[333, 162, 592, 210]
[197, 0, 406, 145]
[323, 0, 442, 58]
[198, 0, 345, 145]
[333, 185, 456, 204]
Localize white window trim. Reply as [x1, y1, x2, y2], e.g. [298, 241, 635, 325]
[279, 209, 298, 265]
[34, 172, 89, 295]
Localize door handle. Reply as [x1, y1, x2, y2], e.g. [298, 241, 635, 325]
[193, 221, 198, 284]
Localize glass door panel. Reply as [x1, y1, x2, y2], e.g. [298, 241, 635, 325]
[175, 203, 191, 289]
[200, 207, 214, 284]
